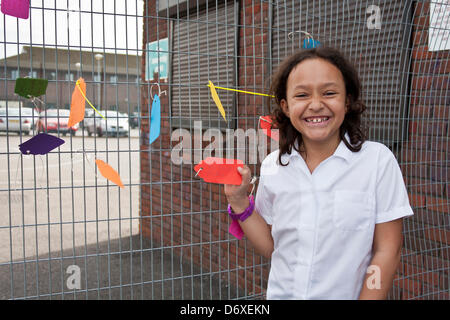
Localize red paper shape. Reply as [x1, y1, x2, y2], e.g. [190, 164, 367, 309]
[259, 115, 279, 141]
[194, 157, 243, 185]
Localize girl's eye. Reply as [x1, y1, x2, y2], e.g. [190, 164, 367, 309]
[324, 92, 336, 96]
[295, 93, 307, 98]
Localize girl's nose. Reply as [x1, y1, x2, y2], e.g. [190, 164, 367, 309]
[307, 98, 324, 110]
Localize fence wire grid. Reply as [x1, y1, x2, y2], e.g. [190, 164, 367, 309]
[0, 0, 449, 300]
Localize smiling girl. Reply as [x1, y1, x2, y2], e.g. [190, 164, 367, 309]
[224, 47, 414, 300]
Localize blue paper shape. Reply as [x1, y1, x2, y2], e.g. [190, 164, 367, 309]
[19, 133, 65, 155]
[302, 38, 321, 49]
[149, 94, 161, 145]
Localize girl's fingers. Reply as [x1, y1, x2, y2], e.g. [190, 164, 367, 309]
[238, 165, 252, 186]
[225, 166, 252, 199]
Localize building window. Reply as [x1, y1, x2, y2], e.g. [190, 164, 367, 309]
[46, 72, 56, 80]
[11, 70, 19, 80]
[65, 73, 74, 81]
[28, 71, 37, 78]
[94, 74, 101, 82]
[110, 75, 118, 83]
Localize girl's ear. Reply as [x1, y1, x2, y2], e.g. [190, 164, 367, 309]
[345, 95, 351, 113]
[280, 99, 289, 117]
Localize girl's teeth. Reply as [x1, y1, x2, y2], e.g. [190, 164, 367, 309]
[306, 117, 329, 123]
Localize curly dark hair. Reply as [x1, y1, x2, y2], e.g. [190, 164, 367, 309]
[267, 47, 368, 166]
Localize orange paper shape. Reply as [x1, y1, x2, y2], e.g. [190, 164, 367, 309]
[68, 78, 86, 127]
[194, 157, 243, 185]
[259, 115, 279, 141]
[95, 159, 124, 188]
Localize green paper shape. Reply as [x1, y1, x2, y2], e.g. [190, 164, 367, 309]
[14, 78, 49, 98]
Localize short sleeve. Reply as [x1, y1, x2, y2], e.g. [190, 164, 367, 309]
[375, 145, 414, 224]
[255, 171, 274, 225]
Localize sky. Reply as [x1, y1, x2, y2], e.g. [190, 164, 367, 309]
[0, 0, 144, 59]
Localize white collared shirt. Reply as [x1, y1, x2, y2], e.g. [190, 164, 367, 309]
[255, 133, 414, 300]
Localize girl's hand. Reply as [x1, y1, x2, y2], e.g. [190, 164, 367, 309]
[224, 165, 252, 213]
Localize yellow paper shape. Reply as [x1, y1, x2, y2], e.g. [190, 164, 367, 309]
[208, 80, 227, 122]
[95, 159, 124, 188]
[68, 78, 86, 127]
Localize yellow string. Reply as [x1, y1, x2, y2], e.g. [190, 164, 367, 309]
[76, 80, 106, 121]
[206, 83, 275, 98]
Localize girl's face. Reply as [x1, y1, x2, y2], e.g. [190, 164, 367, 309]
[280, 58, 348, 147]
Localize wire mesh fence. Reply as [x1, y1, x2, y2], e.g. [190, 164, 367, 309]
[0, 0, 448, 300]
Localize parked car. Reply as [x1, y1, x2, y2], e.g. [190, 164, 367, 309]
[85, 110, 129, 137]
[37, 109, 78, 136]
[21, 107, 40, 130]
[0, 107, 33, 135]
[78, 108, 93, 129]
[82, 109, 95, 134]
[129, 112, 139, 128]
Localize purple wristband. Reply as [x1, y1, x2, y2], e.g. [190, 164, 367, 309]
[227, 195, 255, 222]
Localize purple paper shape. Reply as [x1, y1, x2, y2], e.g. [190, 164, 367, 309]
[229, 220, 244, 240]
[1, 0, 30, 19]
[19, 133, 65, 155]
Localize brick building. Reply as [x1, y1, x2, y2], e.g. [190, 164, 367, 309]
[140, 0, 448, 299]
[0, 46, 140, 114]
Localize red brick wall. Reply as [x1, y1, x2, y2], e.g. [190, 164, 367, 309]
[140, 0, 271, 298]
[140, 1, 449, 299]
[397, 1, 449, 300]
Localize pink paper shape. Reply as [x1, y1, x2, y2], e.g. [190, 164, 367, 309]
[229, 220, 244, 240]
[1, 0, 30, 19]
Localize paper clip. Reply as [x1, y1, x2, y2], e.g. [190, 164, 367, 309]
[194, 167, 202, 177]
[150, 83, 167, 100]
[250, 176, 258, 196]
[288, 30, 321, 49]
[288, 30, 313, 40]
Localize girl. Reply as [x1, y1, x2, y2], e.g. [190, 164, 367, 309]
[224, 47, 414, 300]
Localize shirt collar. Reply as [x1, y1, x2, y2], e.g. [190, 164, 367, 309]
[285, 132, 353, 163]
[333, 132, 353, 163]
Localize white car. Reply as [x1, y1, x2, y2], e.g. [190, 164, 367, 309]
[21, 107, 40, 130]
[85, 110, 129, 137]
[0, 107, 33, 135]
